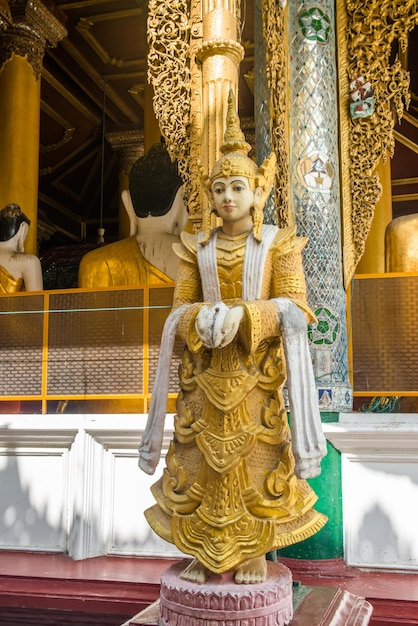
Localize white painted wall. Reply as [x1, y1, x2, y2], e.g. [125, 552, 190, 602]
[0, 414, 181, 560]
[2, 412, 418, 571]
[324, 413, 418, 571]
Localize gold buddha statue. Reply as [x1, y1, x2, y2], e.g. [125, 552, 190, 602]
[74, 142, 188, 415]
[78, 141, 188, 288]
[138, 93, 327, 584]
[0, 203, 43, 293]
[385, 213, 418, 272]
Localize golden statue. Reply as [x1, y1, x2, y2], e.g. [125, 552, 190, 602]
[78, 141, 188, 288]
[138, 94, 327, 584]
[0, 203, 43, 293]
[73, 142, 189, 415]
[385, 214, 418, 272]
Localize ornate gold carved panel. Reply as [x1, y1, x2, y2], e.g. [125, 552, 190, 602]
[337, 0, 418, 285]
[147, 0, 191, 195]
[262, 0, 289, 227]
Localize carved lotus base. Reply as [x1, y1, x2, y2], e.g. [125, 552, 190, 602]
[158, 559, 293, 626]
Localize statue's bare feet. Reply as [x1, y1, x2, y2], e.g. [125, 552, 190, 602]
[234, 556, 267, 584]
[180, 558, 211, 584]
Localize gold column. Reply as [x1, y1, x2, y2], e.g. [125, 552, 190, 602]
[147, 0, 244, 229]
[106, 130, 144, 239]
[356, 155, 392, 274]
[198, 1, 243, 171]
[0, 1, 66, 254]
[188, 0, 244, 226]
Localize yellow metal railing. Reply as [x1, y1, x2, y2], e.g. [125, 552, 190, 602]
[0, 284, 178, 413]
[2, 274, 416, 413]
[350, 272, 418, 397]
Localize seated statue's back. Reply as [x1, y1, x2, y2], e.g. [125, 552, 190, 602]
[385, 214, 418, 272]
[0, 203, 43, 293]
[78, 223, 182, 287]
[78, 141, 188, 288]
[75, 143, 187, 414]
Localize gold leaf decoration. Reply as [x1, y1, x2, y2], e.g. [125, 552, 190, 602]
[338, 0, 418, 285]
[147, 0, 191, 197]
[262, 0, 290, 227]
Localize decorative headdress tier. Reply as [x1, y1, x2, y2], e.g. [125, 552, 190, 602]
[199, 91, 276, 243]
[206, 91, 257, 186]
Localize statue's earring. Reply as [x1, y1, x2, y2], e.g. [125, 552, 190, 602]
[200, 202, 215, 244]
[251, 201, 264, 242]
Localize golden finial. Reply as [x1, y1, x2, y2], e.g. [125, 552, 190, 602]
[220, 90, 252, 156]
[209, 91, 257, 185]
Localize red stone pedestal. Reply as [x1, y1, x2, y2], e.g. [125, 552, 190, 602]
[157, 559, 293, 626]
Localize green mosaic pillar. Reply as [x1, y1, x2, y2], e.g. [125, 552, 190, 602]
[285, 1, 348, 559]
[263, 1, 350, 560]
[288, 2, 351, 412]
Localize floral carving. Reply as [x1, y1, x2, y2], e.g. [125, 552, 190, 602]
[338, 0, 418, 285]
[0, 26, 44, 78]
[147, 0, 191, 200]
[262, 0, 289, 227]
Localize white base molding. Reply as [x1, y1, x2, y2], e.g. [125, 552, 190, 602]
[324, 413, 418, 571]
[0, 413, 181, 560]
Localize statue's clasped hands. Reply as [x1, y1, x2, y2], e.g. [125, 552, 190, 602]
[195, 302, 244, 349]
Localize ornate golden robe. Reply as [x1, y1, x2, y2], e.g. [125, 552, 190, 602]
[145, 226, 327, 573]
[0, 265, 23, 293]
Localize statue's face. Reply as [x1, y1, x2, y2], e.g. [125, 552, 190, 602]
[211, 176, 254, 233]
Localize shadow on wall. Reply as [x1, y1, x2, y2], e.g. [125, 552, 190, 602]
[354, 460, 418, 568]
[357, 503, 416, 567]
[0, 453, 65, 551]
[0, 421, 182, 560]
[0, 423, 103, 555]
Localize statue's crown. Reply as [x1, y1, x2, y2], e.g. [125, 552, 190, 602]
[209, 90, 257, 184]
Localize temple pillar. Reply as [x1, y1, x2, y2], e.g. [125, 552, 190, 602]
[270, 0, 350, 560]
[258, 0, 347, 561]
[0, 0, 66, 254]
[287, 1, 351, 414]
[106, 130, 144, 239]
[0, 53, 40, 254]
[197, 1, 243, 178]
[186, 0, 244, 227]
[356, 155, 392, 274]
